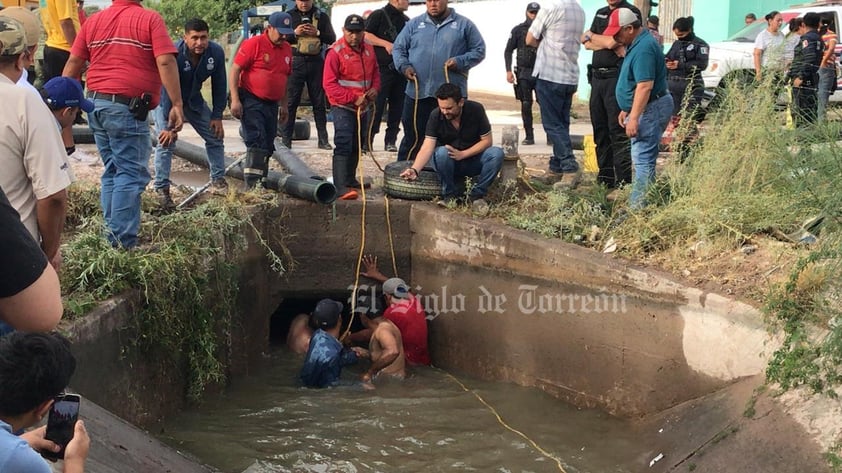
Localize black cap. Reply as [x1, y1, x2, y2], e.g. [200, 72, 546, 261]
[344, 14, 365, 31]
[527, 2, 540, 12]
[311, 299, 343, 329]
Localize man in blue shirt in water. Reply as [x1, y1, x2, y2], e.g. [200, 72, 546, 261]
[300, 299, 367, 388]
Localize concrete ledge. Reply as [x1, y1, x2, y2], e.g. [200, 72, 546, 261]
[410, 205, 778, 417]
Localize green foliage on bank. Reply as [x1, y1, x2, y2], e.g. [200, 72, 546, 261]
[147, 0, 253, 39]
[61, 184, 288, 401]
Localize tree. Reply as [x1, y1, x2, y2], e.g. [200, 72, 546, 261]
[147, 0, 256, 39]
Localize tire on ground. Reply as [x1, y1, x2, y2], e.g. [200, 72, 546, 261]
[292, 119, 310, 141]
[383, 160, 440, 201]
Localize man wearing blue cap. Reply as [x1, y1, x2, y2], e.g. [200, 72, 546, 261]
[230, 11, 295, 189]
[0, 18, 73, 270]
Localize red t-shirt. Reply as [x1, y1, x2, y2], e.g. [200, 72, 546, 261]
[384, 295, 431, 366]
[234, 33, 292, 102]
[70, 0, 176, 108]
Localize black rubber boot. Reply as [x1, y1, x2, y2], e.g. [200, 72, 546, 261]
[318, 128, 332, 150]
[244, 147, 269, 189]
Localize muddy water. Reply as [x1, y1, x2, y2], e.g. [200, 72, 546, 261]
[157, 350, 655, 473]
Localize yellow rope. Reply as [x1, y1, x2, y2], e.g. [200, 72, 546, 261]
[407, 76, 420, 160]
[384, 196, 398, 277]
[444, 63, 450, 85]
[342, 106, 368, 341]
[444, 372, 568, 473]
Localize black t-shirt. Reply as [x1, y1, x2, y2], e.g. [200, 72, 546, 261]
[365, 3, 409, 67]
[0, 186, 48, 298]
[590, 2, 641, 68]
[425, 100, 491, 151]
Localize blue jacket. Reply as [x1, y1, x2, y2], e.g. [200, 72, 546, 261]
[392, 9, 485, 99]
[300, 329, 358, 388]
[159, 39, 227, 120]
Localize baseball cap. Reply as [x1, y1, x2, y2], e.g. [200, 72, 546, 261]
[0, 7, 39, 48]
[0, 17, 27, 56]
[311, 299, 343, 329]
[268, 12, 295, 35]
[344, 14, 365, 32]
[42, 77, 95, 113]
[602, 8, 639, 37]
[526, 2, 540, 13]
[382, 278, 409, 299]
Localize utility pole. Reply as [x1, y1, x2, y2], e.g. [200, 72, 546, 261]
[635, 0, 651, 20]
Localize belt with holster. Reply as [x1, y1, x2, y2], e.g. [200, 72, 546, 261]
[87, 91, 133, 106]
[592, 67, 619, 80]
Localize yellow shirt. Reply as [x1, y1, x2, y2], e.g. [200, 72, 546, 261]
[39, 0, 80, 51]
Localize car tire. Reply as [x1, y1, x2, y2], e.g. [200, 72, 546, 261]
[383, 160, 441, 201]
[292, 119, 310, 141]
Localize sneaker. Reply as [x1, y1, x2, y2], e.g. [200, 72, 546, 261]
[348, 179, 371, 189]
[470, 197, 490, 215]
[385, 143, 398, 152]
[521, 137, 535, 145]
[534, 170, 564, 185]
[156, 187, 175, 210]
[318, 139, 333, 150]
[69, 149, 99, 165]
[339, 189, 359, 200]
[210, 178, 229, 194]
[553, 169, 582, 191]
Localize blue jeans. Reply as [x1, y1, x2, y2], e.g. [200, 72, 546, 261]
[88, 99, 152, 249]
[817, 67, 835, 122]
[535, 79, 578, 173]
[431, 145, 504, 199]
[629, 94, 672, 209]
[153, 102, 225, 189]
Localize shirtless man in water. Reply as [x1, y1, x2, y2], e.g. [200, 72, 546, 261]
[361, 314, 406, 382]
[286, 313, 312, 354]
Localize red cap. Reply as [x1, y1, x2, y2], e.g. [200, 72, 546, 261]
[602, 8, 638, 37]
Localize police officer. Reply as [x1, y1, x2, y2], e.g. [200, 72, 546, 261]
[665, 16, 708, 122]
[504, 2, 539, 145]
[282, 0, 336, 150]
[789, 12, 823, 128]
[582, 0, 641, 191]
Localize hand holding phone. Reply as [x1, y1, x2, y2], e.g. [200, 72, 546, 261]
[43, 394, 80, 460]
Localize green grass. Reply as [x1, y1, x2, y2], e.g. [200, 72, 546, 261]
[61, 184, 289, 400]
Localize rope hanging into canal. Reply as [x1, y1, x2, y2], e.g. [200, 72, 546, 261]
[444, 372, 569, 472]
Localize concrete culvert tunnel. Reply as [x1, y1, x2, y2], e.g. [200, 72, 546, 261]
[66, 199, 827, 472]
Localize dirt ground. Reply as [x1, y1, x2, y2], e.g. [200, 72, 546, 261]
[67, 92, 797, 306]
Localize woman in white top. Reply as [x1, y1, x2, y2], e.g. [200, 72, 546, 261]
[753, 11, 785, 80]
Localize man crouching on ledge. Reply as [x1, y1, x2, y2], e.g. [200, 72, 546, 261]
[400, 82, 504, 213]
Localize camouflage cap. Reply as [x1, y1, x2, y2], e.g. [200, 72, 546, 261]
[0, 7, 39, 48]
[0, 17, 26, 56]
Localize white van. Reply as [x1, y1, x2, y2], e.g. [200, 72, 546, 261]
[702, 1, 842, 102]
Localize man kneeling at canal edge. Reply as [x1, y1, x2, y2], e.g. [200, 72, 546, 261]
[400, 83, 504, 213]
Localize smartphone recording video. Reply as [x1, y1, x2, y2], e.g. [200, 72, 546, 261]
[43, 394, 80, 460]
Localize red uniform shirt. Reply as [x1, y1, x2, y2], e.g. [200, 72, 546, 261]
[384, 295, 430, 366]
[323, 37, 380, 109]
[234, 33, 293, 102]
[70, 0, 176, 108]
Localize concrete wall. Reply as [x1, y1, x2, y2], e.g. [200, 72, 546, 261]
[409, 205, 777, 418]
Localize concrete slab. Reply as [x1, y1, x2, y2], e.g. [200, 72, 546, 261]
[48, 397, 212, 473]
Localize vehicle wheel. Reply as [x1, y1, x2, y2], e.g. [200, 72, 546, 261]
[292, 119, 310, 141]
[383, 160, 440, 201]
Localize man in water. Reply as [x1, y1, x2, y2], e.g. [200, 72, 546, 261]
[361, 311, 406, 382]
[286, 313, 312, 355]
[299, 299, 366, 388]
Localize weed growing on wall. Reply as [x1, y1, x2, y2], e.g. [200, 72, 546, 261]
[60, 184, 289, 400]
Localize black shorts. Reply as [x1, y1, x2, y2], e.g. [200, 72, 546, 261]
[43, 46, 70, 82]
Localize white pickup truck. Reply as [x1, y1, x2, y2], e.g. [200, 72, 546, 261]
[702, 2, 842, 102]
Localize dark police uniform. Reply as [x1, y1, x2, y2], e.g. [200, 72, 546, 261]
[504, 17, 538, 142]
[364, 3, 409, 151]
[589, 2, 640, 188]
[282, 6, 336, 148]
[789, 28, 823, 127]
[665, 32, 709, 121]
